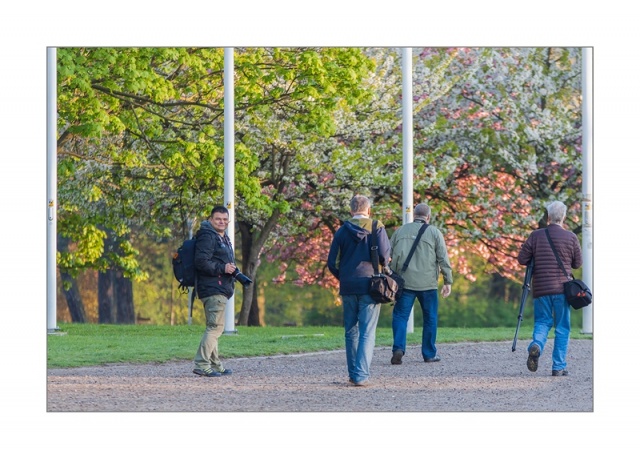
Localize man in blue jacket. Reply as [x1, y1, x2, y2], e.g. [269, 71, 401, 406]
[192, 206, 237, 377]
[327, 195, 391, 387]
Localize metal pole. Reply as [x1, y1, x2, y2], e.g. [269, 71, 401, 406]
[47, 47, 59, 333]
[581, 47, 593, 334]
[402, 47, 415, 334]
[223, 47, 237, 334]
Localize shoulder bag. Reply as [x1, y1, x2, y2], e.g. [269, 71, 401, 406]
[369, 220, 401, 304]
[544, 228, 592, 310]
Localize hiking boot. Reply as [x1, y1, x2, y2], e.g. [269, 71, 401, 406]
[193, 368, 222, 377]
[552, 369, 569, 376]
[527, 344, 540, 372]
[424, 356, 441, 363]
[391, 350, 404, 365]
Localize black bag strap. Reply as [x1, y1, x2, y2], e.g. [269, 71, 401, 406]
[544, 228, 572, 281]
[370, 220, 381, 275]
[401, 222, 429, 273]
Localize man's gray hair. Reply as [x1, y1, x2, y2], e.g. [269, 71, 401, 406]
[350, 195, 371, 214]
[414, 203, 431, 220]
[546, 201, 567, 224]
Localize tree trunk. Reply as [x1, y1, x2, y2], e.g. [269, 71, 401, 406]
[57, 234, 86, 322]
[236, 208, 280, 326]
[60, 271, 86, 322]
[115, 271, 135, 323]
[247, 280, 263, 326]
[98, 269, 136, 324]
[98, 270, 116, 323]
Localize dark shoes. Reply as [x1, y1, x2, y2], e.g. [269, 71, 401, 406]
[193, 368, 233, 377]
[552, 369, 569, 376]
[527, 344, 540, 372]
[391, 350, 404, 365]
[424, 356, 441, 363]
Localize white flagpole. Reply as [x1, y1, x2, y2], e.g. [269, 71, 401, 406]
[581, 47, 593, 334]
[223, 47, 237, 334]
[402, 47, 415, 334]
[47, 47, 59, 333]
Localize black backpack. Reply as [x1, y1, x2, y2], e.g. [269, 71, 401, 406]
[172, 237, 197, 293]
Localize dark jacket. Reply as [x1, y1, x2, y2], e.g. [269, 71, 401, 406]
[194, 220, 235, 300]
[517, 224, 583, 298]
[327, 217, 391, 296]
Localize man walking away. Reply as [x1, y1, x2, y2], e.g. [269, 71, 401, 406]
[389, 203, 453, 365]
[517, 200, 582, 376]
[327, 195, 391, 387]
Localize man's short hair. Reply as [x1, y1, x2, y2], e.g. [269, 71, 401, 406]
[546, 201, 567, 224]
[414, 203, 431, 219]
[210, 205, 229, 217]
[350, 195, 371, 214]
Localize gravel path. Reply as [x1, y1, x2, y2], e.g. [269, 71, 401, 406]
[47, 340, 593, 412]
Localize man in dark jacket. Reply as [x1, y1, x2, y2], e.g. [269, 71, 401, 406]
[327, 195, 391, 387]
[517, 201, 583, 376]
[192, 206, 237, 377]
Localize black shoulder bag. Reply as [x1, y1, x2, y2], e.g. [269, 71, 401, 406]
[369, 220, 403, 304]
[544, 228, 592, 310]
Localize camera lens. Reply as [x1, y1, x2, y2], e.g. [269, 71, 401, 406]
[232, 267, 252, 285]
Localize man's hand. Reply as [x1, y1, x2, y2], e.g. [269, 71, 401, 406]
[441, 284, 451, 298]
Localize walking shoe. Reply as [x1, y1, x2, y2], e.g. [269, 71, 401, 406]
[424, 356, 441, 363]
[527, 344, 540, 372]
[219, 368, 233, 375]
[391, 350, 404, 365]
[352, 380, 369, 387]
[552, 369, 569, 376]
[193, 368, 222, 377]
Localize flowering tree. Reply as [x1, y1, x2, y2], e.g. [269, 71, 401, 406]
[266, 47, 584, 289]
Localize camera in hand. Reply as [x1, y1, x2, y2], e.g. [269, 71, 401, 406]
[232, 267, 253, 285]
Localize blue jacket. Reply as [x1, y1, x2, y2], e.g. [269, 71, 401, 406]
[194, 220, 235, 300]
[327, 217, 391, 295]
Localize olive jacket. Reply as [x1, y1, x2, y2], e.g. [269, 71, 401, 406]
[389, 220, 453, 291]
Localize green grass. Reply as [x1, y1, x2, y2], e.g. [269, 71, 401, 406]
[47, 323, 592, 369]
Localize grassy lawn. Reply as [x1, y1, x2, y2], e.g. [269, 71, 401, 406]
[46, 323, 592, 369]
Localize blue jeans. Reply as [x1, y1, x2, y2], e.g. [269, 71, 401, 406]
[528, 294, 571, 371]
[392, 289, 439, 359]
[342, 294, 381, 384]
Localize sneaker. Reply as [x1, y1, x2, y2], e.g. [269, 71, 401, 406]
[352, 380, 369, 387]
[527, 344, 540, 372]
[424, 356, 441, 363]
[193, 368, 222, 377]
[219, 368, 232, 375]
[552, 369, 569, 376]
[391, 350, 404, 365]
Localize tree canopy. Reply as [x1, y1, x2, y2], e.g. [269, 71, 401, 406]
[56, 47, 585, 325]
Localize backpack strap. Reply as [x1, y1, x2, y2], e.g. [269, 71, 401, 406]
[401, 222, 429, 273]
[370, 220, 381, 275]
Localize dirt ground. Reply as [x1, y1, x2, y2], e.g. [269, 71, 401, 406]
[47, 340, 593, 412]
